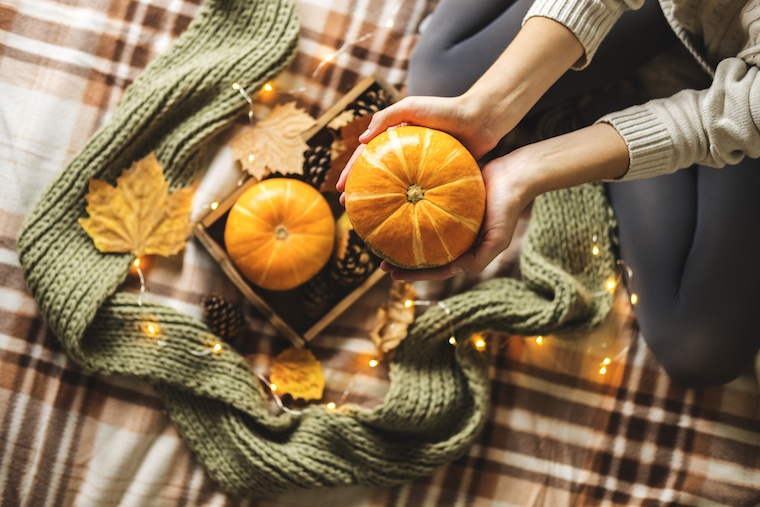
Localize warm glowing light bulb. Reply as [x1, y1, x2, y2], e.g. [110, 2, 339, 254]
[232, 82, 240, 90]
[326, 402, 336, 410]
[368, 359, 379, 368]
[262, 82, 273, 92]
[270, 383, 277, 392]
[385, 19, 394, 28]
[448, 336, 457, 345]
[404, 299, 414, 309]
[599, 366, 607, 375]
[630, 293, 638, 305]
[592, 245, 600, 256]
[536, 335, 544, 345]
[473, 336, 486, 351]
[210, 201, 219, 210]
[605, 277, 617, 292]
[212, 343, 223, 354]
[133, 258, 141, 268]
[602, 357, 611, 365]
[141, 321, 161, 337]
[324, 53, 335, 62]
[248, 154, 255, 163]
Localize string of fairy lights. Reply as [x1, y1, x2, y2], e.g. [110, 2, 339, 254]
[125, 0, 639, 414]
[129, 231, 636, 414]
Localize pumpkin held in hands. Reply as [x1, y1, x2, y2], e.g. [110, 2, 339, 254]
[344, 126, 485, 269]
[225, 178, 335, 291]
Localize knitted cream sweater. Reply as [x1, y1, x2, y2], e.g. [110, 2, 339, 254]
[527, 0, 760, 180]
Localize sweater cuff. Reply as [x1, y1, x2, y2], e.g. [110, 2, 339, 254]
[524, 0, 627, 69]
[597, 106, 675, 181]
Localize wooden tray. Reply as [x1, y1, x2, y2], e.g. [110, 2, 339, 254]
[194, 76, 401, 347]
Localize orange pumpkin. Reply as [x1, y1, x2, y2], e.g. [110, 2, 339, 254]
[224, 178, 335, 291]
[344, 126, 485, 269]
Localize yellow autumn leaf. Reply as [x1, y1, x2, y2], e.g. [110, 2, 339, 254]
[270, 348, 325, 401]
[230, 102, 316, 181]
[78, 152, 195, 257]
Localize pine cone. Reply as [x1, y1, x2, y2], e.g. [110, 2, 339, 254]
[300, 269, 336, 320]
[201, 294, 242, 340]
[303, 144, 332, 190]
[347, 87, 391, 117]
[330, 230, 375, 289]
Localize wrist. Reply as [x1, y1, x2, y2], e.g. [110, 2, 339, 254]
[504, 124, 630, 197]
[458, 90, 516, 151]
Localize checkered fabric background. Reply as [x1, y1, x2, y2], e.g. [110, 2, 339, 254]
[1, 0, 759, 505]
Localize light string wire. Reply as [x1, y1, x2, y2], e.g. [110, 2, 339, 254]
[130, 221, 634, 412]
[230, 0, 407, 103]
[526, 232, 638, 376]
[128, 0, 639, 410]
[130, 232, 633, 413]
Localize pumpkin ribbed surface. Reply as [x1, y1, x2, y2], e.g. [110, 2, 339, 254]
[225, 178, 335, 291]
[344, 126, 485, 269]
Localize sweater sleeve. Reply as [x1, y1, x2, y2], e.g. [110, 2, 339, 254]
[598, 58, 760, 180]
[524, 0, 643, 69]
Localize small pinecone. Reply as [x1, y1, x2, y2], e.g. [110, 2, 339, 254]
[201, 294, 242, 340]
[330, 230, 375, 289]
[347, 88, 391, 117]
[300, 269, 336, 320]
[303, 145, 332, 190]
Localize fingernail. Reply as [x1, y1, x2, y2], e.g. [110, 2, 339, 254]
[360, 129, 370, 139]
[450, 266, 463, 275]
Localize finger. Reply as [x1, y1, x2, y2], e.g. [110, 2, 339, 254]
[361, 99, 419, 142]
[335, 144, 365, 192]
[458, 219, 518, 274]
[380, 260, 463, 282]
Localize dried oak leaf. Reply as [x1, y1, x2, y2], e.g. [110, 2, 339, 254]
[370, 281, 417, 355]
[270, 348, 325, 401]
[321, 114, 373, 193]
[230, 102, 316, 181]
[78, 152, 195, 257]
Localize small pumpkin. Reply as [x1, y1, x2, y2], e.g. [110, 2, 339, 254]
[225, 178, 335, 291]
[344, 126, 485, 269]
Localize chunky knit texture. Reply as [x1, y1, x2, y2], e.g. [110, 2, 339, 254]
[16, 0, 617, 497]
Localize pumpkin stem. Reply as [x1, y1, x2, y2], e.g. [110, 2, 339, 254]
[406, 184, 425, 204]
[275, 224, 289, 240]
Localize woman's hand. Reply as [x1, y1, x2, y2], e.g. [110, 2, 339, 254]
[336, 93, 510, 208]
[336, 17, 617, 281]
[377, 152, 534, 281]
[358, 94, 508, 159]
[373, 123, 631, 282]
[338, 16, 586, 201]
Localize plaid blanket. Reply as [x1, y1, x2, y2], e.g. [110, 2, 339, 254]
[1, 0, 759, 505]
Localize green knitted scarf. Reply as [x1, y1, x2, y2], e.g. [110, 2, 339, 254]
[17, 0, 617, 497]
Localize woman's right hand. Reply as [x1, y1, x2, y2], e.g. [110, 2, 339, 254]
[357, 94, 506, 159]
[336, 92, 513, 205]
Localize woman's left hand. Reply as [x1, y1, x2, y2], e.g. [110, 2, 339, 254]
[379, 123, 631, 281]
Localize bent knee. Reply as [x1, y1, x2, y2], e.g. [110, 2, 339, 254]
[656, 352, 747, 388]
[643, 325, 756, 388]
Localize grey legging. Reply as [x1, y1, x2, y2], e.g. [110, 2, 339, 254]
[409, 0, 760, 387]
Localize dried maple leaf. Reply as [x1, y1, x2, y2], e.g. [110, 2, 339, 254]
[78, 152, 195, 257]
[230, 102, 316, 181]
[370, 281, 417, 355]
[322, 114, 373, 192]
[270, 348, 325, 401]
